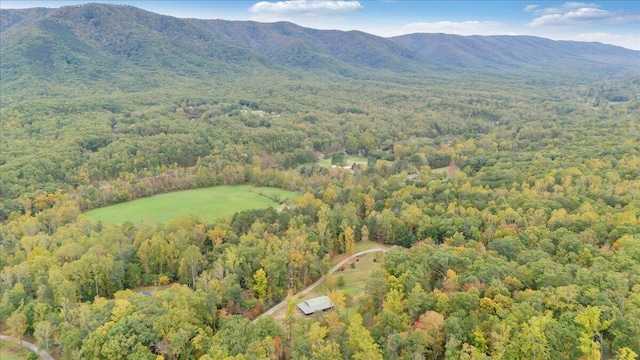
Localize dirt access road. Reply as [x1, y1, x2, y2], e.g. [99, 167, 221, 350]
[253, 247, 392, 323]
[1, 334, 55, 360]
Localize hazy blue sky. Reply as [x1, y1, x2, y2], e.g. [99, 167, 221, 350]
[3, 1, 639, 49]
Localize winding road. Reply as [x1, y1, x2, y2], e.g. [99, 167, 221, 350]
[253, 247, 391, 323]
[1, 247, 392, 359]
[0, 334, 54, 360]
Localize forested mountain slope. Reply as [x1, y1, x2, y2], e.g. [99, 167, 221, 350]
[0, 3, 271, 98]
[2, 2, 639, 98]
[1, 3, 640, 360]
[192, 19, 428, 72]
[390, 33, 640, 72]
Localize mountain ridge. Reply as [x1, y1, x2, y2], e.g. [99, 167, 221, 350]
[192, 19, 431, 72]
[389, 33, 639, 71]
[1, 2, 639, 95]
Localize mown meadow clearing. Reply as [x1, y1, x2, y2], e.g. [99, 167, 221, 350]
[0, 340, 36, 360]
[84, 185, 298, 224]
[317, 155, 368, 167]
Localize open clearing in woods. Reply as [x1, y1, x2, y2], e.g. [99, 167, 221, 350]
[1, 339, 37, 360]
[268, 241, 393, 320]
[84, 185, 298, 224]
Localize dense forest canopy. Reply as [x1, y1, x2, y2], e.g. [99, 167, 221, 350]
[1, 3, 640, 360]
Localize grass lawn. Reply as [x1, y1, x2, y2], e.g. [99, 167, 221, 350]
[329, 240, 392, 267]
[132, 283, 176, 295]
[0, 340, 36, 360]
[286, 252, 383, 321]
[270, 241, 393, 320]
[317, 155, 368, 167]
[431, 165, 457, 177]
[84, 185, 298, 224]
[307, 251, 383, 302]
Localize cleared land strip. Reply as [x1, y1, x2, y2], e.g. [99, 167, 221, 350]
[0, 334, 55, 360]
[253, 247, 392, 323]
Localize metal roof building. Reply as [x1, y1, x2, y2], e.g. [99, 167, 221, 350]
[297, 296, 334, 315]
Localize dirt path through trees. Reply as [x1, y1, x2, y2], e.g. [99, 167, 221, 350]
[0, 334, 55, 360]
[253, 247, 392, 323]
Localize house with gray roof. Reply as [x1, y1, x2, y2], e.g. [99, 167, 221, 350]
[297, 296, 334, 315]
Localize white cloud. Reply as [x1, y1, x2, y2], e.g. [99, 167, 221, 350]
[531, 8, 608, 26]
[525, 3, 598, 15]
[526, 2, 639, 26]
[398, 21, 504, 36]
[249, 0, 363, 17]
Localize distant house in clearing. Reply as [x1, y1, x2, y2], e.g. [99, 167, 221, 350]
[297, 296, 334, 315]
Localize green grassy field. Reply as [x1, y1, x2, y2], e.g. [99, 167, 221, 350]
[285, 252, 383, 321]
[431, 165, 457, 176]
[0, 340, 36, 360]
[317, 155, 368, 167]
[271, 241, 392, 320]
[312, 251, 383, 300]
[84, 185, 298, 224]
[328, 240, 391, 267]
